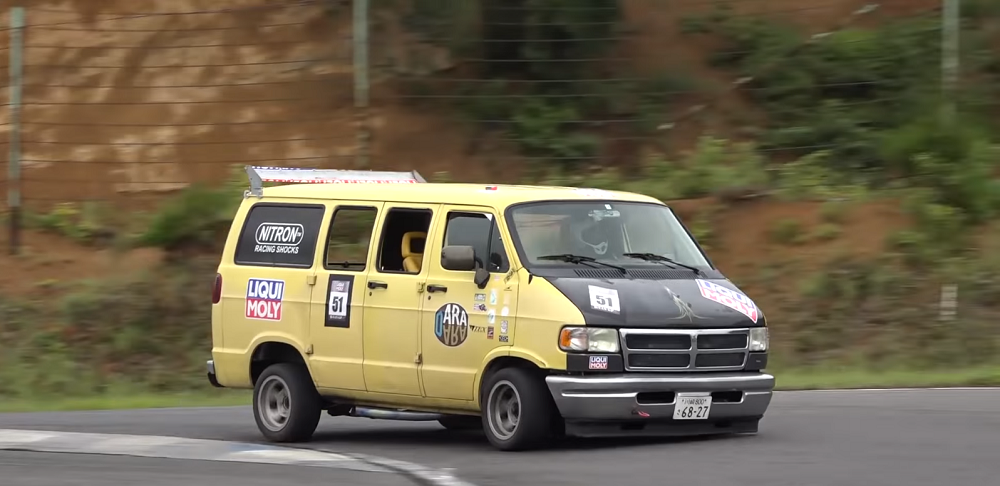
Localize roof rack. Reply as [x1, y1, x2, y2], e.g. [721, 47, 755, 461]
[245, 165, 427, 198]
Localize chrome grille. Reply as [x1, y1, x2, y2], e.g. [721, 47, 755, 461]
[619, 328, 750, 372]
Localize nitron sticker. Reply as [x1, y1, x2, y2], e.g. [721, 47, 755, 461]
[254, 222, 304, 255]
[434, 303, 469, 347]
[588, 355, 609, 370]
[325, 274, 354, 328]
[588, 285, 620, 314]
[246, 278, 285, 321]
[696, 279, 759, 323]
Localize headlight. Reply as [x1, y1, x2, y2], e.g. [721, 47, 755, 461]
[558, 327, 620, 353]
[749, 327, 769, 352]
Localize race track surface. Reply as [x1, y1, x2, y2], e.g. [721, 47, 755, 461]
[2, 389, 999, 486]
[0, 450, 413, 486]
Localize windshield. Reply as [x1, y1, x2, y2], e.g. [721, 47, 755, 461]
[506, 201, 712, 269]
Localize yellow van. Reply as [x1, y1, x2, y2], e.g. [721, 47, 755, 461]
[207, 166, 773, 451]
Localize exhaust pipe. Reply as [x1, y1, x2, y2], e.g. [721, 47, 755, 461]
[350, 406, 444, 421]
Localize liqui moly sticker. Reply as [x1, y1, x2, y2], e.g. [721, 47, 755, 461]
[246, 278, 285, 321]
[589, 355, 609, 370]
[696, 279, 759, 323]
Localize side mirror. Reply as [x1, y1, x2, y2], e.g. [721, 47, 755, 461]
[442, 245, 491, 289]
[441, 245, 476, 271]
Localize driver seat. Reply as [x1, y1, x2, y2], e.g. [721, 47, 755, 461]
[401, 231, 427, 273]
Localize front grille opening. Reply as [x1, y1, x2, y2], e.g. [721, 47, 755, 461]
[625, 334, 691, 350]
[628, 353, 690, 368]
[636, 391, 676, 404]
[711, 391, 744, 403]
[695, 352, 745, 368]
[697, 334, 748, 350]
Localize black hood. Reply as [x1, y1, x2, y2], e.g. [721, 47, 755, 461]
[545, 274, 765, 329]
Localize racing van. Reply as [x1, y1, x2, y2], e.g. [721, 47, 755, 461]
[206, 166, 773, 451]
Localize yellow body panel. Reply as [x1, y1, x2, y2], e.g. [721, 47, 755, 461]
[211, 182, 664, 412]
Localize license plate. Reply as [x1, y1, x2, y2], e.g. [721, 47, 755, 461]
[673, 393, 712, 420]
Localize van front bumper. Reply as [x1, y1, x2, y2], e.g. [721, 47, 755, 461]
[545, 372, 774, 437]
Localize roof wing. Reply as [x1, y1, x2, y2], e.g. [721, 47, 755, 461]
[245, 165, 427, 198]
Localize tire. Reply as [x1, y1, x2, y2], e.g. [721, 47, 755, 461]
[480, 367, 558, 451]
[252, 363, 322, 443]
[438, 415, 482, 431]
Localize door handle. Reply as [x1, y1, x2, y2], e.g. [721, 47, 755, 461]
[427, 284, 448, 293]
[368, 280, 388, 290]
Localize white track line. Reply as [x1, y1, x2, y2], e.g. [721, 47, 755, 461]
[0, 428, 477, 486]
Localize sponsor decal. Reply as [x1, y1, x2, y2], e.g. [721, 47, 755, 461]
[498, 335, 509, 343]
[487, 327, 494, 339]
[664, 285, 707, 322]
[253, 222, 304, 255]
[489, 290, 498, 305]
[246, 278, 285, 321]
[487, 308, 496, 324]
[325, 275, 354, 328]
[500, 320, 508, 334]
[696, 279, 759, 323]
[474, 293, 486, 302]
[504, 268, 516, 283]
[501, 306, 509, 317]
[588, 285, 620, 314]
[434, 303, 469, 347]
[470, 325, 489, 334]
[473, 303, 487, 312]
[588, 355, 609, 370]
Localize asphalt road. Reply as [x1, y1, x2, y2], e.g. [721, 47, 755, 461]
[0, 450, 413, 486]
[1, 389, 999, 486]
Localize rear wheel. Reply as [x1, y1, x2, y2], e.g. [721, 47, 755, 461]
[481, 367, 558, 451]
[438, 415, 482, 431]
[252, 363, 322, 442]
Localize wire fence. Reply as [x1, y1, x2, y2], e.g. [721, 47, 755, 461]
[0, 0, 986, 243]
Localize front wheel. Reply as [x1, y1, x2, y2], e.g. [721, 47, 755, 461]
[252, 363, 322, 442]
[481, 367, 558, 451]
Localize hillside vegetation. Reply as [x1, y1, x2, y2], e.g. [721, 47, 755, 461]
[2, 0, 1000, 403]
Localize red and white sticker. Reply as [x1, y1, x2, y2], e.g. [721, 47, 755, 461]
[246, 278, 285, 321]
[588, 355, 609, 370]
[696, 279, 759, 323]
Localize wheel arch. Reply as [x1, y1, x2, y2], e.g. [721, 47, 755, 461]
[250, 340, 309, 386]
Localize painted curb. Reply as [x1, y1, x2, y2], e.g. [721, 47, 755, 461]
[0, 428, 387, 472]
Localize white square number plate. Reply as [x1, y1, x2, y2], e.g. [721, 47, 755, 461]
[673, 393, 712, 420]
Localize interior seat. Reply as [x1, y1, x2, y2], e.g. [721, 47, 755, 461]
[401, 231, 427, 273]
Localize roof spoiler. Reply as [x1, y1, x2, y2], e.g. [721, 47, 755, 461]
[245, 165, 427, 198]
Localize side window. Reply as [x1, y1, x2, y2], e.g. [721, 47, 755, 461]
[324, 206, 378, 271]
[376, 207, 433, 274]
[234, 203, 324, 268]
[443, 212, 509, 272]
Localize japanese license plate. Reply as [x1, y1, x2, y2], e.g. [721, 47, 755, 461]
[673, 393, 712, 420]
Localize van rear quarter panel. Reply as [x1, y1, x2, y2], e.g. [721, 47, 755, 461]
[212, 197, 318, 388]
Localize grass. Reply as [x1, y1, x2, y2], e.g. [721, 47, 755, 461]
[0, 389, 250, 413]
[1, 367, 998, 413]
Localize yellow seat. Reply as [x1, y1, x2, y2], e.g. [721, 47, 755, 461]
[401, 231, 427, 273]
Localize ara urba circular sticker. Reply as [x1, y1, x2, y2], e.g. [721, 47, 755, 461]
[435, 303, 469, 347]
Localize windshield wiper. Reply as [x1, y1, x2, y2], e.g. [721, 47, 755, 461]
[622, 252, 704, 276]
[537, 254, 627, 274]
